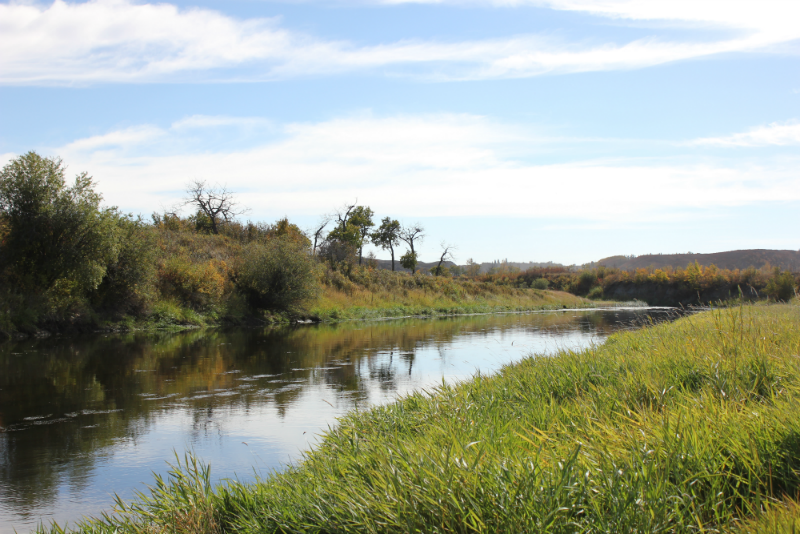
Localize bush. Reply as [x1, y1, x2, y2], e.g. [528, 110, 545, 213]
[587, 285, 604, 299]
[93, 216, 157, 315]
[158, 257, 227, 311]
[765, 269, 797, 301]
[236, 237, 320, 311]
[531, 278, 549, 290]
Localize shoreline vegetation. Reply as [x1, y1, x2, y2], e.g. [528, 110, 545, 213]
[1, 152, 797, 341]
[39, 304, 800, 533]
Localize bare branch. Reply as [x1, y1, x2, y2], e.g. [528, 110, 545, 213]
[310, 215, 331, 255]
[434, 242, 457, 275]
[333, 200, 358, 231]
[398, 223, 425, 253]
[183, 180, 248, 234]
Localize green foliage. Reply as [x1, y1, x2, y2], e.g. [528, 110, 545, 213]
[587, 285, 603, 299]
[576, 269, 598, 294]
[371, 217, 401, 270]
[399, 250, 418, 273]
[430, 264, 450, 276]
[236, 236, 320, 311]
[349, 206, 374, 264]
[765, 268, 797, 301]
[149, 300, 205, 326]
[531, 278, 549, 289]
[92, 216, 157, 315]
[0, 152, 119, 297]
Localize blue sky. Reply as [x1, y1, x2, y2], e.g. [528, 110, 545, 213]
[1, 0, 799, 264]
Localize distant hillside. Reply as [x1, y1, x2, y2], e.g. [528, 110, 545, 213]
[597, 249, 800, 271]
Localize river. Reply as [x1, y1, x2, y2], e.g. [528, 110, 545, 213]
[0, 308, 680, 532]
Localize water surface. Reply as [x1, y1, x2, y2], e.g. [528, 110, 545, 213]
[0, 308, 678, 532]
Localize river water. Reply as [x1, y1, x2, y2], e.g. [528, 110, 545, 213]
[0, 308, 679, 532]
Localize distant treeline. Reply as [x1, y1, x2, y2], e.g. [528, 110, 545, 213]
[476, 263, 799, 306]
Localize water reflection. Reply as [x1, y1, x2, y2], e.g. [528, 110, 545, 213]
[0, 308, 678, 532]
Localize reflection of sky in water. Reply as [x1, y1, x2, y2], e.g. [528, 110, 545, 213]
[0, 309, 676, 533]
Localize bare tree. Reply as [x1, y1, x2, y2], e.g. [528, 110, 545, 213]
[399, 223, 425, 274]
[184, 180, 247, 234]
[310, 215, 331, 255]
[333, 201, 358, 232]
[432, 242, 456, 276]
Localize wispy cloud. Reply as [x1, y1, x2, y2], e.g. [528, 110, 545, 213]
[19, 113, 797, 223]
[1, 0, 797, 85]
[62, 125, 165, 151]
[693, 120, 800, 147]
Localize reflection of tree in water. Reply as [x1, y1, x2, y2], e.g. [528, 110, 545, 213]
[0, 309, 684, 515]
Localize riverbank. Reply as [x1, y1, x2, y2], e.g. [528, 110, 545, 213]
[2, 278, 601, 340]
[46, 303, 800, 533]
[310, 272, 602, 320]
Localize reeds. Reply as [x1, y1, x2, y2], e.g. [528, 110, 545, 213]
[49, 304, 800, 533]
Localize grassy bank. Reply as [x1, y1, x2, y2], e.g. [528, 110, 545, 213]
[312, 268, 598, 320]
[47, 303, 800, 533]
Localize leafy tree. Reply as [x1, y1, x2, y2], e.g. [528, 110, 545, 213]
[349, 206, 374, 265]
[0, 152, 119, 297]
[400, 250, 418, 274]
[372, 217, 401, 271]
[399, 223, 425, 274]
[236, 236, 320, 311]
[325, 203, 373, 268]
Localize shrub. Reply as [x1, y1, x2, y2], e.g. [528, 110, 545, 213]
[236, 237, 320, 311]
[93, 216, 157, 315]
[158, 257, 227, 311]
[531, 278, 549, 290]
[765, 269, 797, 301]
[587, 285, 603, 299]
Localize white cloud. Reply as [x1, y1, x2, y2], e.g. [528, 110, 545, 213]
[1, 0, 798, 84]
[19, 113, 797, 224]
[62, 125, 164, 151]
[693, 120, 800, 147]
[171, 115, 274, 130]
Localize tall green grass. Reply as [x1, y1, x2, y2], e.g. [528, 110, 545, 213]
[47, 304, 800, 533]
